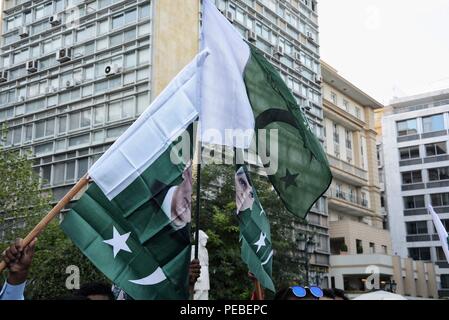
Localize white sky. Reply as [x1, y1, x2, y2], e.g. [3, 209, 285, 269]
[318, 0, 449, 105]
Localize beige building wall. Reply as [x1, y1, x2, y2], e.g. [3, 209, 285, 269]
[403, 258, 417, 296]
[425, 262, 439, 299]
[151, 0, 199, 96]
[330, 220, 392, 255]
[392, 255, 405, 295]
[415, 261, 429, 298]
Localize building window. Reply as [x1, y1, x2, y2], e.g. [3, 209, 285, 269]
[333, 123, 339, 144]
[425, 142, 447, 157]
[381, 245, 388, 254]
[399, 146, 420, 160]
[397, 119, 418, 136]
[356, 239, 363, 254]
[428, 167, 449, 181]
[343, 99, 349, 111]
[408, 247, 431, 261]
[422, 114, 445, 133]
[401, 170, 422, 184]
[441, 275, 449, 289]
[369, 242, 375, 254]
[331, 92, 337, 105]
[436, 247, 448, 261]
[345, 130, 352, 149]
[431, 193, 449, 207]
[403, 195, 425, 209]
[406, 221, 428, 235]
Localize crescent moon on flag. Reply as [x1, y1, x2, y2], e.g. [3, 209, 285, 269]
[129, 267, 167, 285]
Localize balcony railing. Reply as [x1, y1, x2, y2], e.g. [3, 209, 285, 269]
[328, 188, 369, 208]
[327, 154, 368, 181]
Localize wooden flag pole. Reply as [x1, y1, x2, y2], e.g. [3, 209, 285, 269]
[253, 278, 265, 300]
[0, 174, 90, 273]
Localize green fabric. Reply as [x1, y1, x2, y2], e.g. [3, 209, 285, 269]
[244, 46, 332, 219]
[61, 125, 194, 300]
[236, 165, 274, 292]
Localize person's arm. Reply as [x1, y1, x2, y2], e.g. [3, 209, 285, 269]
[0, 238, 36, 300]
[189, 259, 201, 297]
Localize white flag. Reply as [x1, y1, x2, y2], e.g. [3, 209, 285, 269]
[429, 205, 449, 263]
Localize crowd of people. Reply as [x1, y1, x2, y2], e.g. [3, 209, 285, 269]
[0, 238, 348, 300]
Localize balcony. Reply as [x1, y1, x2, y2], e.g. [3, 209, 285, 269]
[327, 154, 368, 185]
[328, 189, 373, 218]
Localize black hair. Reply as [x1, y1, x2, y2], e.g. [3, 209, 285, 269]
[75, 282, 115, 300]
[322, 288, 336, 299]
[333, 288, 349, 300]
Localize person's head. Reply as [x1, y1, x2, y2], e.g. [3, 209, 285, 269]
[171, 164, 193, 228]
[320, 288, 336, 300]
[76, 282, 115, 300]
[274, 286, 322, 300]
[333, 288, 349, 300]
[235, 166, 254, 212]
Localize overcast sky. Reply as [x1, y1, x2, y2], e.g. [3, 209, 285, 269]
[318, 0, 449, 105]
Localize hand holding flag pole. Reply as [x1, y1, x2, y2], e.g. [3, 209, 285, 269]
[0, 174, 90, 273]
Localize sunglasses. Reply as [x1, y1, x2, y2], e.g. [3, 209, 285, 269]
[291, 286, 323, 299]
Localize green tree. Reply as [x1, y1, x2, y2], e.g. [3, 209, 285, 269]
[194, 162, 309, 299]
[0, 126, 108, 299]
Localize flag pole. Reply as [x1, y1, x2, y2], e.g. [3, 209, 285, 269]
[194, 0, 204, 260]
[0, 174, 90, 273]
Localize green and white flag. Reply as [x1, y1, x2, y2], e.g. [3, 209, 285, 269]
[61, 51, 209, 300]
[235, 165, 274, 292]
[201, 0, 332, 219]
[429, 205, 449, 263]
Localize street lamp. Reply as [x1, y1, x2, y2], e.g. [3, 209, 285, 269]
[298, 234, 316, 286]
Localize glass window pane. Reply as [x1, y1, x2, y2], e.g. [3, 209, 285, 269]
[35, 121, 45, 138]
[122, 98, 134, 118]
[81, 109, 91, 127]
[125, 9, 137, 24]
[46, 119, 55, 136]
[94, 106, 105, 124]
[108, 102, 121, 122]
[69, 112, 80, 130]
[53, 163, 65, 185]
[77, 158, 89, 179]
[66, 161, 75, 181]
[112, 14, 124, 29]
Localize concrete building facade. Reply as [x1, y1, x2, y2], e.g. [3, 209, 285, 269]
[322, 62, 440, 299]
[381, 89, 449, 298]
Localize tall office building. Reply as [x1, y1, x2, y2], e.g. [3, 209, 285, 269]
[0, 0, 329, 285]
[382, 89, 449, 298]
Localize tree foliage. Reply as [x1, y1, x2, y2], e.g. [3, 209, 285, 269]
[0, 126, 108, 299]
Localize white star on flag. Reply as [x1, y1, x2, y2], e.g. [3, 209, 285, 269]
[254, 232, 267, 253]
[103, 226, 132, 258]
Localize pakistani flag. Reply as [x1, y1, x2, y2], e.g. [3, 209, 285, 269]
[201, 0, 332, 219]
[429, 205, 449, 263]
[61, 51, 209, 300]
[235, 165, 274, 292]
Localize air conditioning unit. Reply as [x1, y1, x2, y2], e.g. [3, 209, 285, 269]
[225, 10, 234, 23]
[65, 80, 73, 88]
[26, 60, 38, 73]
[246, 30, 256, 42]
[19, 26, 29, 38]
[0, 71, 8, 83]
[295, 52, 302, 61]
[49, 14, 61, 26]
[314, 74, 322, 84]
[75, 80, 82, 85]
[306, 32, 314, 41]
[274, 45, 284, 57]
[307, 100, 314, 110]
[18, 96, 25, 102]
[57, 48, 72, 63]
[104, 64, 120, 76]
[51, 86, 58, 92]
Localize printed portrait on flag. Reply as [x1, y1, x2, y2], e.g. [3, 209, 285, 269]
[235, 166, 255, 213]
